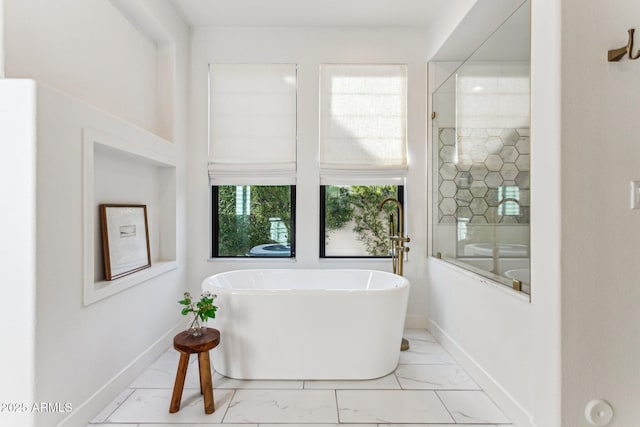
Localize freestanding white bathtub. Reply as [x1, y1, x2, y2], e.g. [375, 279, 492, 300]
[201, 269, 410, 380]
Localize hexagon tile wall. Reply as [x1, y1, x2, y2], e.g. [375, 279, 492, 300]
[437, 127, 530, 224]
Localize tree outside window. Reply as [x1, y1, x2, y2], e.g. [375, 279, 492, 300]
[322, 185, 402, 257]
[214, 185, 294, 257]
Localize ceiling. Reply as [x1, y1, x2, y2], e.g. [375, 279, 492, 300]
[170, 0, 476, 28]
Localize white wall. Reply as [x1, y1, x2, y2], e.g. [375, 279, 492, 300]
[0, 80, 37, 427]
[0, 1, 190, 426]
[0, 80, 184, 427]
[33, 84, 184, 427]
[529, 0, 562, 425]
[431, 0, 527, 62]
[425, 261, 534, 423]
[188, 27, 431, 326]
[560, 0, 640, 425]
[423, 0, 479, 58]
[0, 0, 5, 77]
[3, 0, 159, 136]
[425, 1, 562, 426]
[428, 0, 640, 425]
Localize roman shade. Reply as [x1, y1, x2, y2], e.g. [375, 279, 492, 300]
[208, 63, 297, 185]
[319, 64, 408, 185]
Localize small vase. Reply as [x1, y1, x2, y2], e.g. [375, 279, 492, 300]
[188, 317, 203, 337]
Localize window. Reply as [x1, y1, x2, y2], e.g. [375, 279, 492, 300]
[321, 185, 403, 257]
[209, 64, 297, 257]
[213, 185, 295, 257]
[319, 64, 408, 257]
[497, 185, 521, 217]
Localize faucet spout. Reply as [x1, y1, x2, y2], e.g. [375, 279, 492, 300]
[379, 198, 409, 276]
[492, 197, 521, 276]
[379, 197, 404, 239]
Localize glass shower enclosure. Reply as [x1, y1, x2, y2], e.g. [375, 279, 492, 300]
[430, 1, 531, 294]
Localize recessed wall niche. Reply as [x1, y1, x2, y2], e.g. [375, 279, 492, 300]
[82, 128, 177, 305]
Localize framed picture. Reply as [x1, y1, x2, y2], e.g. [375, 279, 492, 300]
[100, 204, 151, 280]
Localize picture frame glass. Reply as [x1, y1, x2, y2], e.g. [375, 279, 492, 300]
[101, 205, 151, 280]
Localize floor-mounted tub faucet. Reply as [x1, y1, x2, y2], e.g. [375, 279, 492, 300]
[379, 198, 411, 276]
[379, 197, 411, 351]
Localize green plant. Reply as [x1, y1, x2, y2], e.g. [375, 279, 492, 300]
[324, 185, 398, 255]
[349, 185, 398, 256]
[178, 291, 218, 330]
[217, 185, 292, 256]
[324, 186, 353, 233]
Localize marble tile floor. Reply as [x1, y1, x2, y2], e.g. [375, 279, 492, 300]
[88, 329, 513, 427]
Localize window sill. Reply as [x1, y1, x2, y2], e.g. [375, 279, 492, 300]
[207, 257, 297, 262]
[84, 261, 178, 305]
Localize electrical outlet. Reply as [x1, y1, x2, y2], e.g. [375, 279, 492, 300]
[630, 181, 640, 209]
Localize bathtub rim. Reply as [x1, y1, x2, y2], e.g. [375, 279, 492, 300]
[201, 268, 410, 296]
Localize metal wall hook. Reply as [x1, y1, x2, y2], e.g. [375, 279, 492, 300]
[608, 28, 640, 62]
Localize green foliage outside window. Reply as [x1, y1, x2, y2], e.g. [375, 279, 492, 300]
[324, 185, 400, 256]
[216, 185, 292, 257]
[215, 184, 400, 257]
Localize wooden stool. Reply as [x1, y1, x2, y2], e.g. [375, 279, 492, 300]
[170, 327, 220, 414]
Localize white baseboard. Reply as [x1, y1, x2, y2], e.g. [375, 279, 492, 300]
[404, 314, 428, 329]
[58, 317, 533, 426]
[57, 320, 187, 427]
[428, 318, 536, 427]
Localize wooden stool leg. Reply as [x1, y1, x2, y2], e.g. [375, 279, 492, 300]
[169, 351, 190, 413]
[198, 351, 215, 414]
